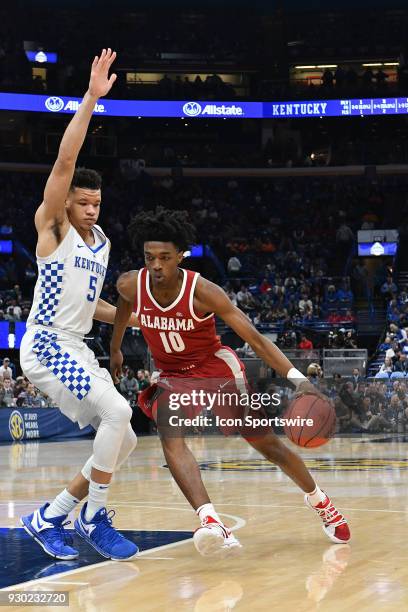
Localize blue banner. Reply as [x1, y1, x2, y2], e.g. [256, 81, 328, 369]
[0, 407, 93, 442]
[0, 92, 407, 119]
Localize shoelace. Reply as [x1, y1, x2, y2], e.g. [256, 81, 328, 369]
[47, 519, 74, 547]
[201, 517, 230, 539]
[93, 510, 126, 547]
[313, 501, 347, 527]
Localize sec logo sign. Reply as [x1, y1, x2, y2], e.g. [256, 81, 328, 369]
[9, 410, 25, 441]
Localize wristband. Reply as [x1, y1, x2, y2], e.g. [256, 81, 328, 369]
[287, 367, 307, 389]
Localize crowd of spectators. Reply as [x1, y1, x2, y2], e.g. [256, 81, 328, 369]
[372, 281, 408, 379]
[127, 120, 408, 169]
[224, 276, 354, 329]
[0, 6, 408, 102]
[299, 365, 408, 434]
[118, 366, 151, 406]
[0, 356, 53, 407]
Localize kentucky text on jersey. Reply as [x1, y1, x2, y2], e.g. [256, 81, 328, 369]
[271, 102, 328, 117]
[74, 256, 107, 278]
[140, 313, 195, 331]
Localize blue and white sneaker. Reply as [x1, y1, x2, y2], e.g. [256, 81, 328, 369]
[74, 503, 138, 561]
[20, 503, 78, 560]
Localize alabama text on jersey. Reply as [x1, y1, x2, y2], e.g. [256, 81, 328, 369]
[134, 267, 221, 372]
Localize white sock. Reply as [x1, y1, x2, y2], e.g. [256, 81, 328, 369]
[85, 479, 110, 521]
[44, 489, 79, 519]
[307, 485, 327, 506]
[196, 503, 222, 524]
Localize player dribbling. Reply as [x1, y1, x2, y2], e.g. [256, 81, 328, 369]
[110, 209, 351, 557]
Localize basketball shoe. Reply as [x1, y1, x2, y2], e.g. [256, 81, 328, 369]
[305, 493, 351, 543]
[74, 503, 138, 561]
[20, 503, 78, 560]
[193, 515, 242, 557]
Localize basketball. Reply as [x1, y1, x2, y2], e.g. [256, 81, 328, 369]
[284, 395, 336, 448]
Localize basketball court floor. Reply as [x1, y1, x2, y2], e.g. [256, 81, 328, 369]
[1, 434, 408, 611]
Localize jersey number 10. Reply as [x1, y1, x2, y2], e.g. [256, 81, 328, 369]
[159, 331, 186, 353]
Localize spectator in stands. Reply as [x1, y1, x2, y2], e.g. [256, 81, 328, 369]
[17, 383, 44, 407]
[225, 286, 238, 306]
[236, 285, 256, 311]
[298, 293, 313, 315]
[393, 353, 408, 374]
[0, 357, 15, 380]
[259, 278, 272, 294]
[0, 378, 15, 407]
[338, 281, 353, 304]
[120, 369, 139, 403]
[137, 369, 150, 391]
[7, 299, 22, 320]
[343, 330, 358, 349]
[379, 336, 392, 352]
[13, 376, 26, 399]
[236, 341, 256, 358]
[351, 368, 363, 388]
[334, 397, 352, 432]
[298, 335, 314, 350]
[227, 255, 242, 276]
[253, 311, 262, 325]
[361, 397, 393, 432]
[381, 276, 398, 299]
[326, 285, 339, 304]
[376, 357, 393, 377]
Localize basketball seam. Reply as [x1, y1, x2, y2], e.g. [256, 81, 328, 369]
[297, 396, 320, 446]
[305, 401, 335, 448]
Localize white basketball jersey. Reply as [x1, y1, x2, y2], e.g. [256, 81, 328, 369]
[27, 224, 110, 337]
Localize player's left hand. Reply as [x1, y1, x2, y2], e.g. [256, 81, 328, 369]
[110, 348, 123, 384]
[88, 48, 117, 98]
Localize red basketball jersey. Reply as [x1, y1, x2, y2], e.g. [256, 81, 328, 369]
[134, 267, 222, 373]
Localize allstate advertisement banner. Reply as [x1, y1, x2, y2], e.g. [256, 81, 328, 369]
[1, 92, 408, 118]
[0, 93, 262, 118]
[1, 407, 93, 442]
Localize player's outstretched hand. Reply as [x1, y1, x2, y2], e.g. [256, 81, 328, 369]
[88, 48, 117, 98]
[110, 348, 123, 385]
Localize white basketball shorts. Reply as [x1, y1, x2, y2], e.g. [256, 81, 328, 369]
[20, 326, 116, 428]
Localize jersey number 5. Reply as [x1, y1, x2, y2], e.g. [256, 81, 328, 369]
[159, 331, 186, 353]
[87, 275, 97, 302]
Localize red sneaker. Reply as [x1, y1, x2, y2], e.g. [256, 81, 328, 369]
[193, 516, 242, 557]
[305, 493, 351, 544]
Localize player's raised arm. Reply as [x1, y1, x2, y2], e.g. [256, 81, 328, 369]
[35, 49, 117, 231]
[194, 277, 315, 391]
[110, 271, 139, 383]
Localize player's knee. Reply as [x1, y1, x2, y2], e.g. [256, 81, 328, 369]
[115, 399, 133, 426]
[98, 388, 133, 427]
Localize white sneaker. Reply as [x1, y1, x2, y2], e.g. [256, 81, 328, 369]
[193, 516, 242, 557]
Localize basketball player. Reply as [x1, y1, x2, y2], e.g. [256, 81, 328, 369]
[19, 50, 138, 561]
[110, 209, 351, 557]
